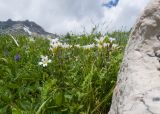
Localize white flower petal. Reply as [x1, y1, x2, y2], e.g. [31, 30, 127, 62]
[40, 55, 44, 58]
[95, 38, 99, 42]
[109, 37, 116, 42]
[48, 59, 52, 63]
[100, 37, 105, 41]
[43, 64, 47, 67]
[38, 62, 43, 65]
[112, 44, 118, 48]
[103, 43, 110, 47]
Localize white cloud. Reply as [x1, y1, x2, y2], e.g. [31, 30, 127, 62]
[102, 0, 150, 32]
[0, 0, 150, 34]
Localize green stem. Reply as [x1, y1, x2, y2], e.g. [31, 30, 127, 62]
[91, 84, 115, 114]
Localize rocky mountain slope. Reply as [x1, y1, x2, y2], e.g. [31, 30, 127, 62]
[0, 19, 56, 37]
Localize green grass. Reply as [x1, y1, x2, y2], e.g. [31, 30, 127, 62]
[0, 31, 129, 114]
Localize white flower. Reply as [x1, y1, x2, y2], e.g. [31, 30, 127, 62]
[50, 42, 72, 50]
[29, 37, 35, 42]
[109, 37, 116, 42]
[82, 44, 95, 50]
[95, 37, 105, 44]
[103, 43, 110, 47]
[96, 44, 103, 49]
[61, 43, 72, 48]
[38, 55, 52, 67]
[50, 42, 62, 49]
[77, 36, 82, 39]
[50, 38, 59, 45]
[112, 44, 118, 48]
[96, 43, 109, 48]
[95, 37, 108, 49]
[75, 44, 81, 48]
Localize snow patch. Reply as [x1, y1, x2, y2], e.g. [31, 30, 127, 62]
[23, 26, 32, 35]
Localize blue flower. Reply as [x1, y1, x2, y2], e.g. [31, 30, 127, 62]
[103, 0, 119, 8]
[14, 54, 21, 61]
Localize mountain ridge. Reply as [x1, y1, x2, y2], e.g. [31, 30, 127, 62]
[0, 19, 56, 37]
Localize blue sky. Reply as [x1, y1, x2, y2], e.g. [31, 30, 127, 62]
[0, 0, 150, 34]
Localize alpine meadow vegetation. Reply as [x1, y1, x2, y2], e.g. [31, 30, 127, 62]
[0, 31, 129, 114]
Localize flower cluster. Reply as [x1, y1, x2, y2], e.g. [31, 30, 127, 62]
[50, 38, 71, 49]
[95, 37, 117, 49]
[49, 37, 118, 51]
[38, 36, 119, 67]
[81, 44, 95, 50]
